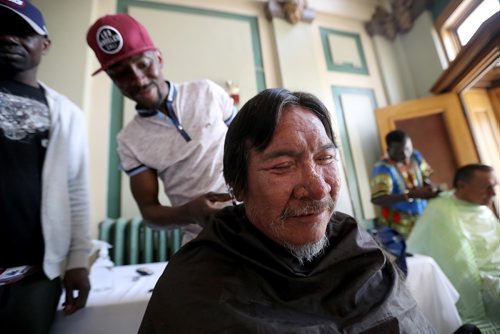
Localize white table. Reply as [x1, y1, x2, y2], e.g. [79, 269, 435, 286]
[406, 254, 462, 334]
[51, 262, 167, 334]
[51, 255, 462, 334]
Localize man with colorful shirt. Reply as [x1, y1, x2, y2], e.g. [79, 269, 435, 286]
[407, 164, 499, 333]
[370, 129, 438, 238]
[86, 14, 235, 243]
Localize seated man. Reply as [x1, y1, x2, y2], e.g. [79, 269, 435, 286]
[139, 89, 435, 333]
[408, 163, 500, 333]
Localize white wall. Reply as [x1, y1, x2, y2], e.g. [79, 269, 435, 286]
[31, 0, 91, 107]
[32, 0, 117, 237]
[373, 11, 445, 105]
[268, 8, 393, 224]
[399, 12, 444, 98]
[31, 0, 445, 236]
[372, 35, 410, 105]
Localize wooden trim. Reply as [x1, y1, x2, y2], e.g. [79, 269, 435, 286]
[488, 88, 500, 124]
[434, 0, 480, 30]
[434, 0, 483, 63]
[431, 11, 500, 94]
[375, 93, 479, 166]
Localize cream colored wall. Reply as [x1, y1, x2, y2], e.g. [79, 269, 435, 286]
[373, 11, 445, 104]
[33, 0, 116, 237]
[119, 2, 278, 218]
[31, 0, 91, 107]
[372, 35, 409, 105]
[30, 0, 445, 236]
[398, 12, 443, 98]
[32, 0, 279, 237]
[323, 13, 386, 220]
[116, 0, 279, 219]
[154, 0, 281, 89]
[269, 19, 354, 217]
[84, 0, 117, 238]
[270, 10, 388, 219]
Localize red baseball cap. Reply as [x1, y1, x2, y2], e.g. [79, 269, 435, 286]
[86, 13, 156, 76]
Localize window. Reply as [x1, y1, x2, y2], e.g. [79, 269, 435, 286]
[456, 0, 499, 46]
[435, 0, 500, 62]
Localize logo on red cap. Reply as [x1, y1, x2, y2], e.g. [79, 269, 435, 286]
[96, 26, 123, 54]
[87, 13, 157, 75]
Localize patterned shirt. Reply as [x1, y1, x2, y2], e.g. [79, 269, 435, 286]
[0, 79, 49, 267]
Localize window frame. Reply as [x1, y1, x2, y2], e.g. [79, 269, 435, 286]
[431, 10, 499, 94]
[434, 0, 483, 62]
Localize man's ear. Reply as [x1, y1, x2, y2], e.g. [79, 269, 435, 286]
[41, 37, 51, 56]
[455, 180, 467, 191]
[454, 180, 469, 201]
[229, 186, 244, 203]
[155, 49, 163, 67]
[235, 191, 244, 202]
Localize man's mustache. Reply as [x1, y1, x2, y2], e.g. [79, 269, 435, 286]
[280, 197, 335, 221]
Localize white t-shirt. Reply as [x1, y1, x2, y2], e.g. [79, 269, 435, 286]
[117, 79, 234, 239]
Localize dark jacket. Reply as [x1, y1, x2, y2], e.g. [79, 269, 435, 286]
[139, 205, 435, 333]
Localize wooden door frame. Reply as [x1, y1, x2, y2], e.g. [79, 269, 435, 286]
[376, 93, 479, 167]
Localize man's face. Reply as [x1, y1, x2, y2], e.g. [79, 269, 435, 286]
[457, 170, 498, 206]
[0, 11, 50, 74]
[106, 50, 168, 110]
[387, 138, 413, 163]
[242, 106, 340, 247]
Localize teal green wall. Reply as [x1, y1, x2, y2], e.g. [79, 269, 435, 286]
[431, 0, 451, 21]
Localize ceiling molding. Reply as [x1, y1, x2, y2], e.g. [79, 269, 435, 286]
[253, 0, 379, 21]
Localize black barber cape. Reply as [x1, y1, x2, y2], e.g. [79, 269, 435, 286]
[139, 205, 435, 334]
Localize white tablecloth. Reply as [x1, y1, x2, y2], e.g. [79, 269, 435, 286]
[406, 254, 462, 334]
[51, 255, 462, 334]
[51, 262, 167, 334]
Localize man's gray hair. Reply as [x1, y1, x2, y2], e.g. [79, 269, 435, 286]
[223, 88, 336, 199]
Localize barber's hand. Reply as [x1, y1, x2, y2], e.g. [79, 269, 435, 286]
[63, 267, 90, 315]
[409, 186, 439, 200]
[188, 192, 233, 226]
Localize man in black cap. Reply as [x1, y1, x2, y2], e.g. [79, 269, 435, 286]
[0, 1, 91, 332]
